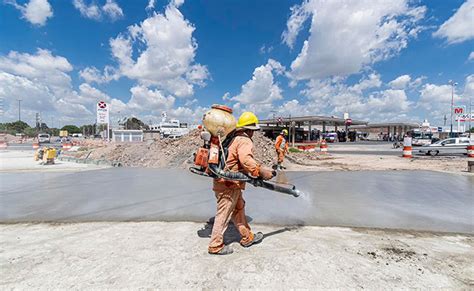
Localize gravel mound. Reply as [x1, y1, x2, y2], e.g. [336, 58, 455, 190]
[73, 130, 279, 168]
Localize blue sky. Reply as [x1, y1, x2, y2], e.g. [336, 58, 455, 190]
[0, 0, 473, 127]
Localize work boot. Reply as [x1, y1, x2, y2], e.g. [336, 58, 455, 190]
[209, 245, 233, 255]
[241, 232, 264, 248]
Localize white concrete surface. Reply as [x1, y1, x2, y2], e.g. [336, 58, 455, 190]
[0, 222, 472, 289]
[0, 150, 109, 173]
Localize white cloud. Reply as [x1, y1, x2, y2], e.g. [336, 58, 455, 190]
[146, 0, 155, 11]
[127, 85, 175, 112]
[109, 1, 208, 97]
[433, 0, 474, 44]
[299, 73, 414, 121]
[6, 0, 53, 26]
[0, 48, 208, 125]
[79, 66, 118, 84]
[463, 75, 474, 103]
[389, 74, 411, 89]
[73, 0, 101, 20]
[284, 0, 426, 80]
[281, 2, 311, 49]
[418, 83, 460, 111]
[73, 0, 123, 21]
[231, 59, 285, 106]
[102, 0, 124, 20]
[468, 52, 474, 61]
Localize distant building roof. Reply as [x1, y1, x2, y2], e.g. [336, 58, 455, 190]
[260, 115, 368, 126]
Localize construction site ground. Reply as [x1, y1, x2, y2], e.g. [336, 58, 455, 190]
[50, 131, 473, 174]
[1, 134, 473, 288]
[1, 222, 472, 289]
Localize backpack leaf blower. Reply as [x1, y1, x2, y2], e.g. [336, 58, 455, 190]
[189, 104, 301, 198]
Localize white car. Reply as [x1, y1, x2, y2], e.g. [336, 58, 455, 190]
[418, 137, 472, 156]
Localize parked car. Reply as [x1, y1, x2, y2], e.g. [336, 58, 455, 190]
[418, 137, 472, 156]
[323, 132, 337, 143]
[38, 133, 50, 143]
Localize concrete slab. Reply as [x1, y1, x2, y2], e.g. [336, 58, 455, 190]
[1, 168, 473, 234]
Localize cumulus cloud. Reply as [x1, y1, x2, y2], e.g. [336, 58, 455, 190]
[6, 0, 53, 26]
[468, 52, 474, 61]
[418, 83, 460, 111]
[389, 75, 411, 89]
[433, 0, 474, 44]
[79, 66, 117, 84]
[231, 59, 285, 106]
[298, 73, 414, 121]
[102, 0, 124, 20]
[283, 0, 426, 80]
[109, 1, 208, 97]
[73, 0, 123, 21]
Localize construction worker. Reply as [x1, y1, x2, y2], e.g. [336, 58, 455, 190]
[275, 129, 289, 170]
[208, 111, 276, 255]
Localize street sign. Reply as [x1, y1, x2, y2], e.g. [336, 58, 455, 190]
[345, 118, 352, 125]
[437, 127, 443, 132]
[96, 101, 109, 124]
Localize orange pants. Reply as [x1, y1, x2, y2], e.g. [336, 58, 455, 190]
[208, 188, 254, 253]
[277, 149, 286, 163]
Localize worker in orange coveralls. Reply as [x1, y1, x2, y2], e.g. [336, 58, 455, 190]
[208, 112, 276, 255]
[275, 129, 289, 170]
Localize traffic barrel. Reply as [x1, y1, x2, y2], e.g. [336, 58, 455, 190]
[467, 145, 474, 158]
[320, 140, 328, 154]
[402, 146, 412, 158]
[62, 143, 72, 150]
[32, 142, 40, 149]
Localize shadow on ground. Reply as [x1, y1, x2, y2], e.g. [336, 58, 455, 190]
[197, 216, 300, 244]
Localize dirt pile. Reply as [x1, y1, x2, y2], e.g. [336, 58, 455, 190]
[72, 130, 279, 168]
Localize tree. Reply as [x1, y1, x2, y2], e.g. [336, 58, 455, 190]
[80, 124, 96, 136]
[124, 117, 148, 130]
[61, 125, 81, 134]
[5, 121, 30, 133]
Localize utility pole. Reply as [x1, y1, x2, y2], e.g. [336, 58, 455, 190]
[448, 80, 458, 138]
[469, 95, 472, 139]
[17, 99, 22, 122]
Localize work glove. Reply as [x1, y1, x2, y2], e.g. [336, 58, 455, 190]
[259, 166, 276, 180]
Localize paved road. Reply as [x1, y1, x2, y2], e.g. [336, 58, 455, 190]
[1, 168, 472, 234]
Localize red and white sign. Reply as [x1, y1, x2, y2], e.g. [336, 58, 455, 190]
[455, 113, 474, 122]
[453, 106, 465, 114]
[96, 101, 109, 124]
[345, 118, 352, 125]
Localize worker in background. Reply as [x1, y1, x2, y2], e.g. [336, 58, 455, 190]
[208, 112, 276, 255]
[275, 129, 289, 170]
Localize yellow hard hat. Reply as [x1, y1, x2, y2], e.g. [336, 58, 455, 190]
[281, 129, 288, 135]
[236, 111, 260, 130]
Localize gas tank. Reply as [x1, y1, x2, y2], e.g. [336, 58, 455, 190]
[202, 104, 236, 138]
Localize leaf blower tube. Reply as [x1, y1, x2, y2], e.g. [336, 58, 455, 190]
[190, 165, 300, 197]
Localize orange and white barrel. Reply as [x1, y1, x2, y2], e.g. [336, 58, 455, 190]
[62, 143, 72, 150]
[320, 140, 328, 154]
[32, 142, 40, 149]
[467, 145, 474, 158]
[402, 146, 412, 158]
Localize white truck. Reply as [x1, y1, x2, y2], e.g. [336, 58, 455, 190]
[151, 119, 190, 138]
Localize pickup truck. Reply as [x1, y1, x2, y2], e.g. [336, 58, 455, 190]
[418, 137, 472, 156]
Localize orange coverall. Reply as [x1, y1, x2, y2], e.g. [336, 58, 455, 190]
[275, 134, 289, 164]
[208, 132, 261, 254]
